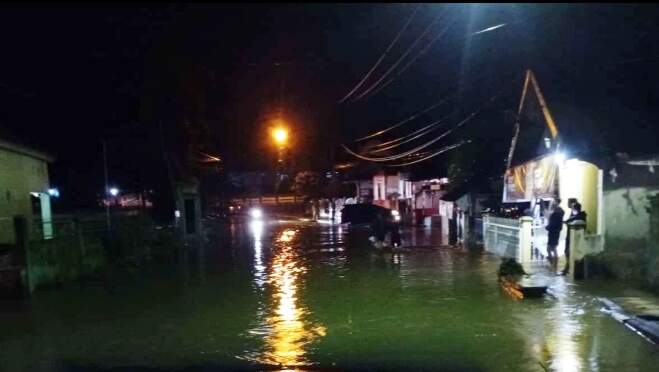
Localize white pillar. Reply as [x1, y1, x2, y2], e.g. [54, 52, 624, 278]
[39, 193, 53, 240]
[518, 216, 533, 263]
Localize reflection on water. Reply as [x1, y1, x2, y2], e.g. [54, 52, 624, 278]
[515, 277, 589, 372]
[1, 222, 658, 371]
[251, 220, 266, 288]
[247, 225, 326, 368]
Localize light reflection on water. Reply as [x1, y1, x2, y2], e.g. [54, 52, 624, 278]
[246, 225, 326, 368]
[1, 222, 658, 371]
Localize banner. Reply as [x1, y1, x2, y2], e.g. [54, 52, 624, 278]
[503, 155, 558, 203]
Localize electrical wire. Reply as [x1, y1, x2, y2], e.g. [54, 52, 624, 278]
[372, 113, 453, 148]
[353, 96, 450, 142]
[385, 140, 468, 167]
[370, 116, 451, 153]
[376, 20, 455, 90]
[338, 5, 421, 104]
[350, 10, 447, 102]
[343, 77, 514, 162]
[366, 20, 510, 98]
[343, 111, 470, 162]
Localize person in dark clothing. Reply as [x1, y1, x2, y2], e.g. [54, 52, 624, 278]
[389, 220, 402, 247]
[546, 198, 565, 268]
[563, 201, 587, 275]
[371, 213, 386, 249]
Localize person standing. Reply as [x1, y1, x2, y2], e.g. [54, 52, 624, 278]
[563, 201, 587, 275]
[545, 198, 565, 269]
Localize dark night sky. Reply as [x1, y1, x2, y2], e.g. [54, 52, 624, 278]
[2, 4, 659, 208]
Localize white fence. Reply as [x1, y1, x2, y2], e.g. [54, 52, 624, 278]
[483, 215, 533, 262]
[231, 195, 302, 206]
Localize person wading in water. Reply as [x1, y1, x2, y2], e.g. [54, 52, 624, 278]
[545, 198, 565, 270]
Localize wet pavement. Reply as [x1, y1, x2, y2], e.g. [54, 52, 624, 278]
[1, 219, 658, 371]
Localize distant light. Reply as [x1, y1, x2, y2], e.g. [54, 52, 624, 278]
[544, 137, 551, 149]
[554, 152, 566, 165]
[109, 187, 119, 196]
[391, 210, 401, 222]
[250, 208, 263, 220]
[47, 188, 60, 198]
[229, 206, 235, 211]
[174, 210, 181, 218]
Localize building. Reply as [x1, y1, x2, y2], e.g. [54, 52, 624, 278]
[441, 186, 492, 246]
[600, 153, 659, 285]
[411, 178, 448, 225]
[0, 139, 54, 243]
[372, 171, 413, 211]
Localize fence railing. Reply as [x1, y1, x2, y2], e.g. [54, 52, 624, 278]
[483, 216, 520, 259]
[483, 215, 536, 263]
[231, 195, 303, 206]
[30, 215, 109, 241]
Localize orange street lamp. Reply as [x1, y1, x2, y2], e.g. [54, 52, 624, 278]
[271, 126, 289, 148]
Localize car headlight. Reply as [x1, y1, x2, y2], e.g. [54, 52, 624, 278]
[250, 208, 263, 219]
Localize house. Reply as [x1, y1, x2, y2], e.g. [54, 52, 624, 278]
[411, 178, 448, 225]
[0, 138, 54, 243]
[372, 171, 413, 211]
[441, 186, 492, 246]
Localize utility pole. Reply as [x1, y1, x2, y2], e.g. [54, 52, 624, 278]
[102, 139, 111, 230]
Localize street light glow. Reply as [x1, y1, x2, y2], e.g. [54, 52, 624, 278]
[109, 187, 119, 196]
[271, 126, 288, 147]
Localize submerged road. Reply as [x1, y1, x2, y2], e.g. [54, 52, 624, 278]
[1, 219, 657, 371]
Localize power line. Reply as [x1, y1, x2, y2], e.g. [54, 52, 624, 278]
[342, 110, 472, 162]
[350, 10, 448, 102]
[337, 5, 421, 104]
[367, 19, 511, 98]
[353, 96, 450, 142]
[343, 76, 516, 162]
[372, 113, 453, 149]
[370, 115, 451, 153]
[385, 140, 468, 167]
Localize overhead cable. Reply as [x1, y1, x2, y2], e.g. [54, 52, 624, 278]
[353, 96, 450, 142]
[343, 77, 514, 162]
[351, 10, 447, 102]
[386, 140, 468, 167]
[338, 5, 421, 104]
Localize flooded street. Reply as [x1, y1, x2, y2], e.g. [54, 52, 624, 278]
[1, 220, 657, 371]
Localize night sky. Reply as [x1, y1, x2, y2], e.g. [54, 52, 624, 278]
[2, 4, 659, 209]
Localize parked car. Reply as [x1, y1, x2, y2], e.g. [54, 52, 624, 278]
[341, 203, 399, 226]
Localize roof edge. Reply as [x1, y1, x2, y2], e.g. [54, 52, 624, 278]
[0, 138, 55, 163]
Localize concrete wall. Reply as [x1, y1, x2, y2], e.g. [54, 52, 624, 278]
[604, 187, 657, 242]
[591, 158, 659, 291]
[0, 147, 50, 243]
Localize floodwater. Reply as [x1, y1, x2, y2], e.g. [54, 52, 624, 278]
[1, 219, 657, 371]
